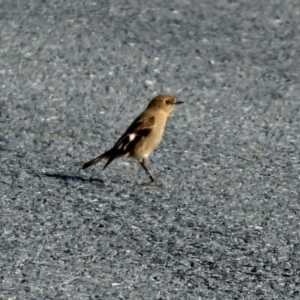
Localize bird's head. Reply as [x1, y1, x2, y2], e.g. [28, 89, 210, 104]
[147, 94, 183, 114]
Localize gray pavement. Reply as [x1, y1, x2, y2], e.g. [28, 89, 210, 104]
[1, 0, 300, 299]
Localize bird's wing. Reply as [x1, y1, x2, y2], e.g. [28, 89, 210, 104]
[102, 115, 155, 170]
[112, 115, 156, 155]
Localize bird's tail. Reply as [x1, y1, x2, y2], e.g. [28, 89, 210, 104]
[82, 150, 111, 170]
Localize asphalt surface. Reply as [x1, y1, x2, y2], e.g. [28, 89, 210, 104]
[1, 0, 300, 299]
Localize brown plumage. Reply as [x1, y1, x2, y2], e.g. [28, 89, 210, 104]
[82, 94, 183, 182]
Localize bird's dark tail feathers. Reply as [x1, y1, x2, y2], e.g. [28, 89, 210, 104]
[82, 150, 112, 170]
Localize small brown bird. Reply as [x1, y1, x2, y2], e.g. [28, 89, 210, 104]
[82, 94, 183, 182]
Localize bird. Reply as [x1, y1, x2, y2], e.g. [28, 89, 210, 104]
[82, 94, 183, 182]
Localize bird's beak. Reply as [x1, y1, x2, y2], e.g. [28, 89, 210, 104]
[175, 101, 184, 105]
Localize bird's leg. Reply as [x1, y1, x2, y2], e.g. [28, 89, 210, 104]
[139, 158, 155, 182]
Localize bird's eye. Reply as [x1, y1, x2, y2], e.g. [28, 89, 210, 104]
[165, 100, 170, 104]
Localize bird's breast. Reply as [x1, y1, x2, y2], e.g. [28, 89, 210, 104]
[133, 119, 166, 159]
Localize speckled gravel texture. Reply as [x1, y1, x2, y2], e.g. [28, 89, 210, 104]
[1, 0, 300, 299]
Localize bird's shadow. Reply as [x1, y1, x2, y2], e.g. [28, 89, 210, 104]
[40, 172, 166, 188]
[41, 171, 105, 185]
